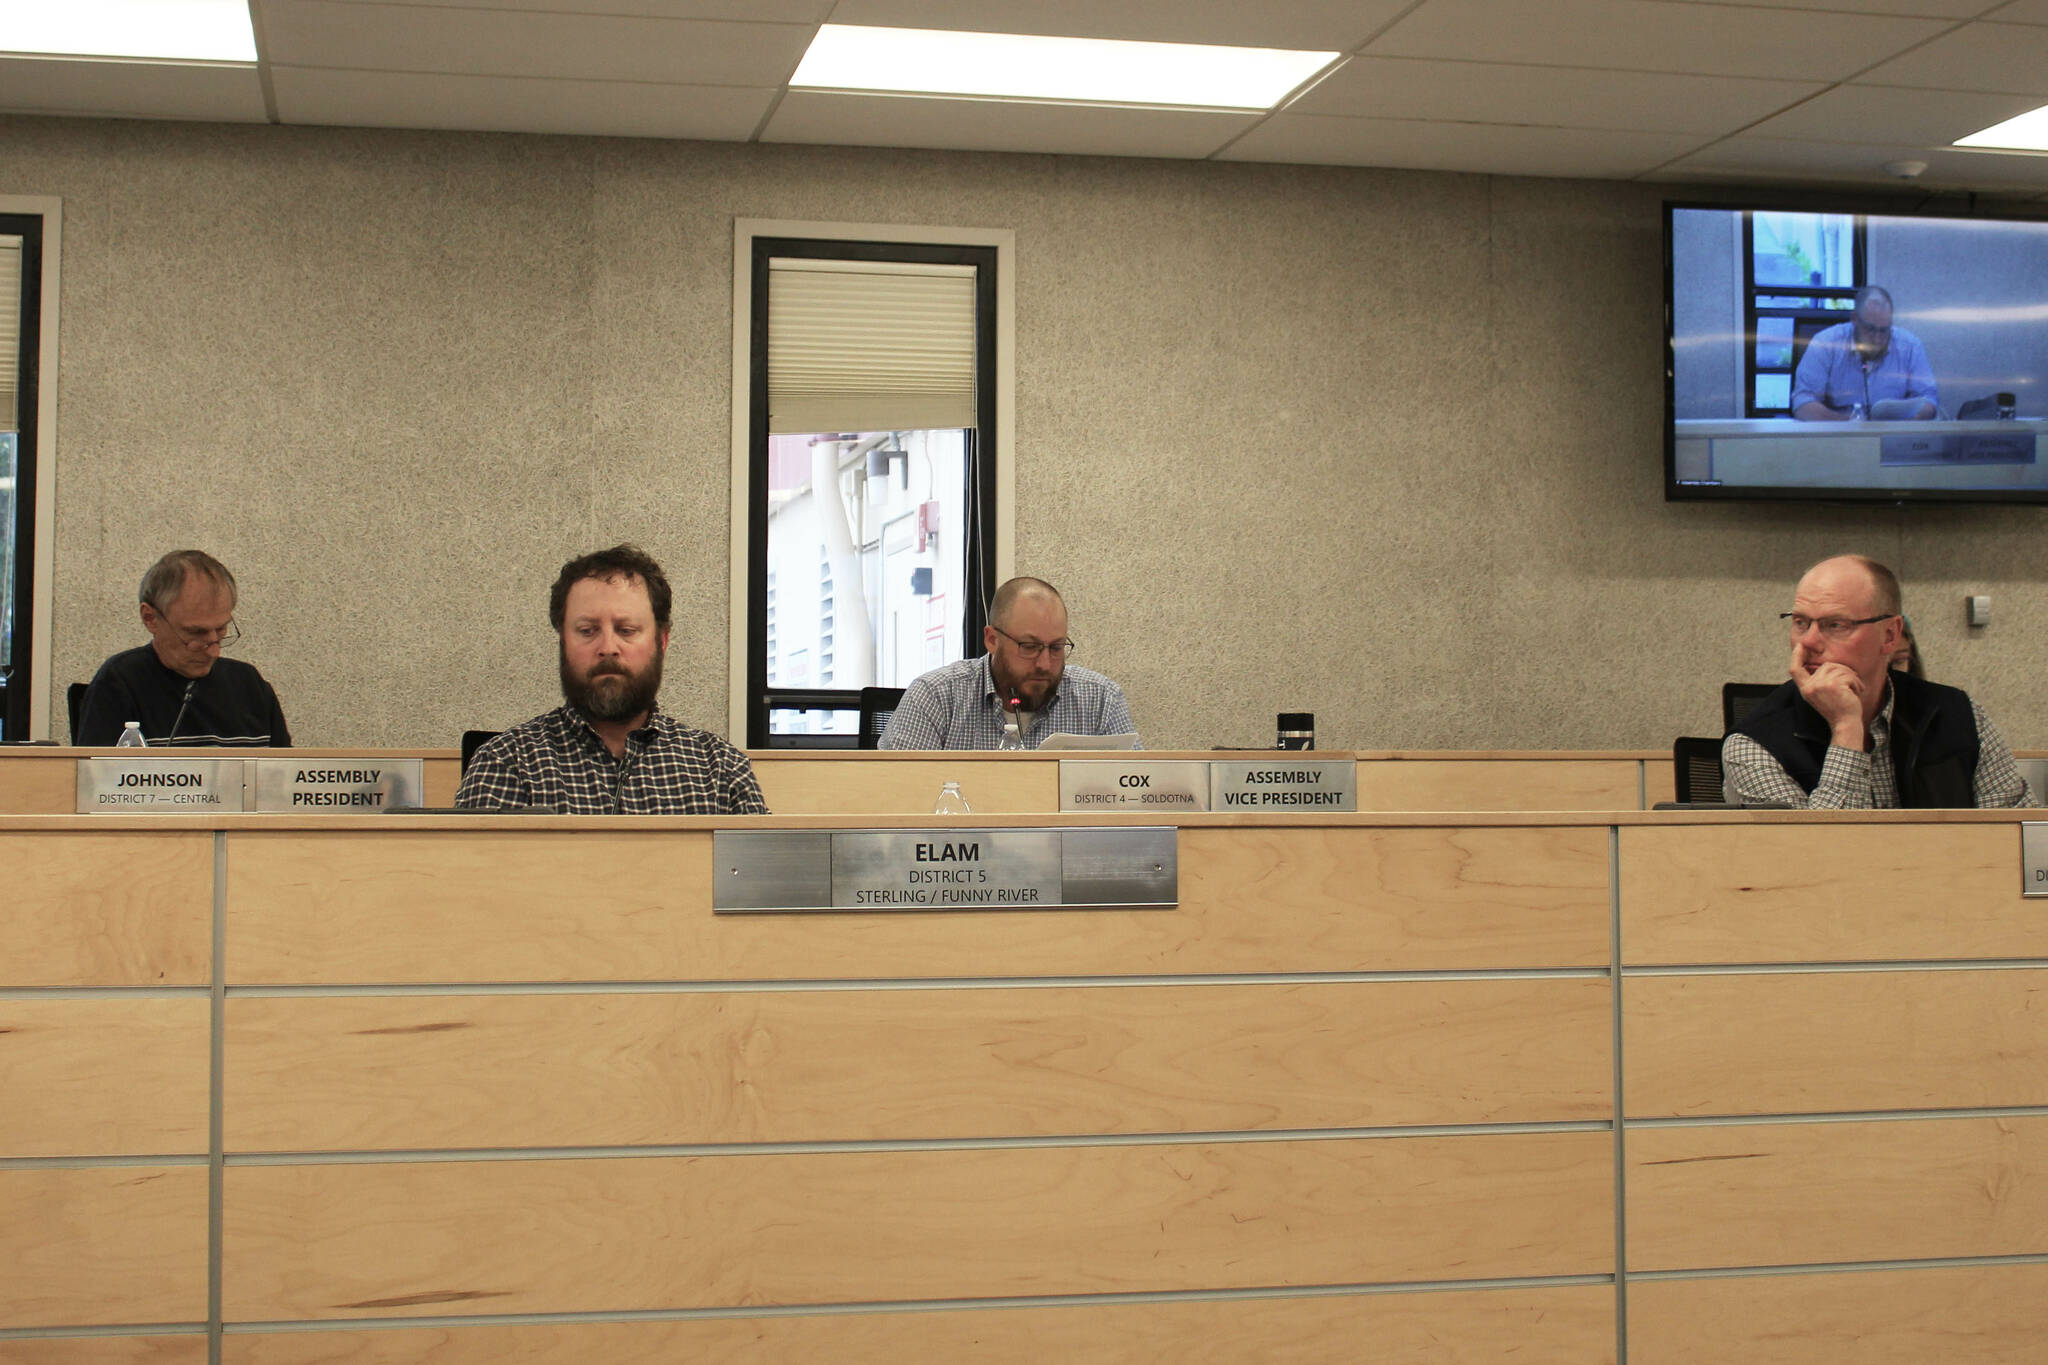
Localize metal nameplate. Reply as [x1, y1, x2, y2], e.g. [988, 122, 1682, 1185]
[1210, 759, 1358, 812]
[2025, 824, 2048, 899]
[77, 758, 247, 813]
[249, 758, 425, 812]
[713, 826, 1178, 914]
[1059, 759, 1211, 813]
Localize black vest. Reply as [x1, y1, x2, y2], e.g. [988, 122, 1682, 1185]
[1733, 671, 1980, 808]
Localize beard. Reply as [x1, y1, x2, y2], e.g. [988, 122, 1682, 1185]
[991, 656, 1061, 711]
[560, 644, 664, 723]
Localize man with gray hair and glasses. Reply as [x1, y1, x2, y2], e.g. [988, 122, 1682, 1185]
[76, 550, 291, 746]
[1723, 554, 2030, 808]
[880, 576, 1137, 750]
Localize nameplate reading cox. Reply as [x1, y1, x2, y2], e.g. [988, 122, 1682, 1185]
[713, 827, 1178, 914]
[1210, 759, 1357, 811]
[77, 759, 246, 812]
[1059, 760, 1211, 812]
[2024, 824, 2048, 898]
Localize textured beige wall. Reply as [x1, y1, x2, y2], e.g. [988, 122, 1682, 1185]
[3, 116, 2043, 751]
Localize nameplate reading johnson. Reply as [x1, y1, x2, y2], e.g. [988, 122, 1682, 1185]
[713, 827, 1178, 914]
[77, 758, 247, 812]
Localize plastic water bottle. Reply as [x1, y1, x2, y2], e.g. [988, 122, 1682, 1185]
[116, 721, 147, 748]
[933, 781, 971, 815]
[998, 711, 1025, 751]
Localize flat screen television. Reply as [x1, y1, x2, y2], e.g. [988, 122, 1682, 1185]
[1666, 201, 2048, 504]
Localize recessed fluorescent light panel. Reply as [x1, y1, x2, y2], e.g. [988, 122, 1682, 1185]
[1955, 105, 2048, 152]
[0, 0, 258, 63]
[791, 25, 1339, 111]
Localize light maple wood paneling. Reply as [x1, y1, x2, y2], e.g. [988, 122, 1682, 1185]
[1641, 759, 1675, 807]
[0, 1338, 207, 1365]
[222, 1133, 1612, 1320]
[1, 998, 211, 1156]
[751, 757, 1058, 814]
[226, 825, 1609, 984]
[220, 1284, 1615, 1364]
[0, 833, 212, 987]
[1625, 969, 2048, 1118]
[1620, 824, 2044, 965]
[0, 754, 76, 815]
[1627, 1262, 2048, 1365]
[1354, 760, 1641, 811]
[421, 758, 458, 807]
[226, 977, 1611, 1150]
[0, 1167, 209, 1329]
[1627, 1116, 2048, 1271]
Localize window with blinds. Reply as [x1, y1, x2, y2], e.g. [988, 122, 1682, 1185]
[746, 236, 998, 749]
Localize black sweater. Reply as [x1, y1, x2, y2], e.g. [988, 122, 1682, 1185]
[76, 646, 291, 747]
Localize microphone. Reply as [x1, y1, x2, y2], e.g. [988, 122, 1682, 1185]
[167, 680, 197, 744]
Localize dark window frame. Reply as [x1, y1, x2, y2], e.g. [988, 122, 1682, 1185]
[1741, 211, 1868, 417]
[0, 212, 44, 741]
[745, 236, 999, 750]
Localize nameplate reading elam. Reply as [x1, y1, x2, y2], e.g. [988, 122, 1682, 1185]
[77, 759, 247, 812]
[2023, 823, 2048, 898]
[713, 827, 1178, 913]
[1209, 759, 1358, 811]
[1059, 760, 1211, 812]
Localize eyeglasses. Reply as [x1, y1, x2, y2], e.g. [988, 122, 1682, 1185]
[1782, 612, 1892, 640]
[153, 612, 241, 649]
[990, 625, 1076, 661]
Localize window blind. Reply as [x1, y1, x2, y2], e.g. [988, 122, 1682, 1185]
[767, 257, 976, 434]
[0, 238, 19, 429]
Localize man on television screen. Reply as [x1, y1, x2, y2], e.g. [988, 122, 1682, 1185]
[1721, 555, 2032, 808]
[1790, 286, 1938, 421]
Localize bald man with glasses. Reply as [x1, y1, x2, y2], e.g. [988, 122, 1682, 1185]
[879, 576, 1138, 750]
[1722, 555, 2031, 808]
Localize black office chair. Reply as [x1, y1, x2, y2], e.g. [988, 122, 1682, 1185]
[460, 729, 501, 774]
[857, 687, 905, 750]
[66, 682, 88, 740]
[1721, 683, 1777, 735]
[1672, 737, 1725, 804]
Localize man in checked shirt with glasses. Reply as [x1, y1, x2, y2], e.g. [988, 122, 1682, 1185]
[1722, 554, 2033, 809]
[456, 545, 768, 814]
[879, 576, 1137, 750]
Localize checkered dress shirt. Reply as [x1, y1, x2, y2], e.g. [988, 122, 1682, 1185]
[1722, 687, 2035, 809]
[877, 654, 1138, 751]
[455, 705, 769, 814]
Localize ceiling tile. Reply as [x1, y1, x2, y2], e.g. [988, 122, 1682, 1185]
[820, 0, 1416, 51]
[1218, 111, 1709, 177]
[257, 0, 810, 85]
[1365, 0, 1952, 81]
[1856, 20, 2048, 92]
[1659, 133, 2048, 189]
[0, 56, 267, 123]
[1291, 56, 1821, 135]
[1747, 84, 2045, 144]
[762, 90, 1257, 158]
[289, 0, 830, 16]
[271, 67, 775, 139]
